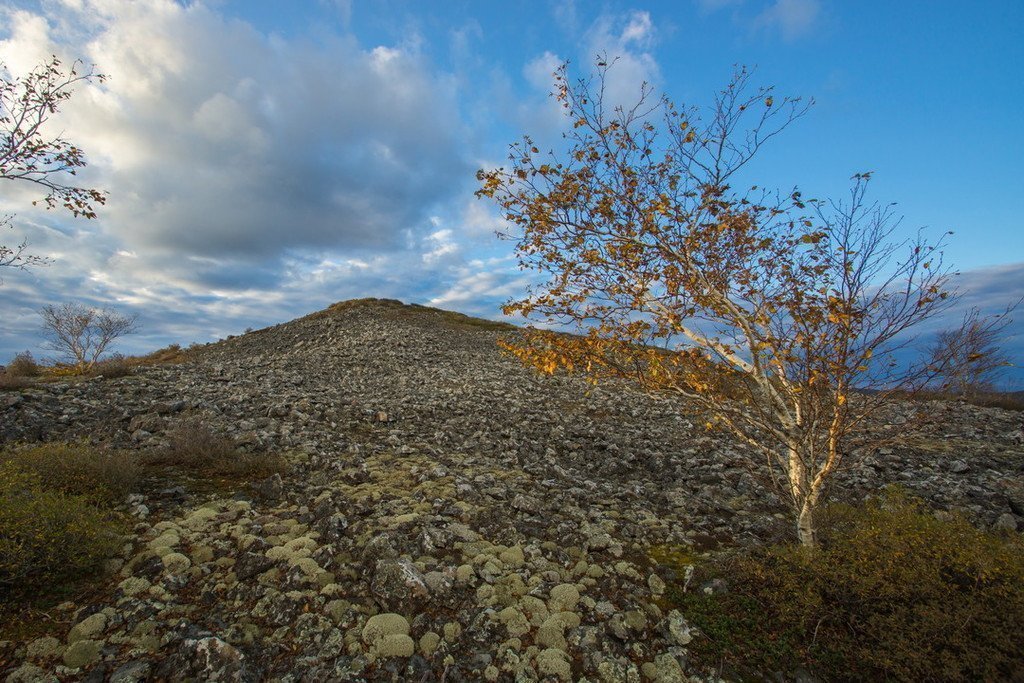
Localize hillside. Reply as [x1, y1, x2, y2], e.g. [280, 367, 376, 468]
[1, 298, 1022, 681]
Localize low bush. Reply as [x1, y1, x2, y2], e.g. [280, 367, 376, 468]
[133, 343, 189, 365]
[85, 353, 133, 378]
[0, 373, 31, 391]
[5, 351, 40, 378]
[144, 420, 286, 478]
[671, 488, 1024, 682]
[1, 443, 139, 505]
[0, 462, 126, 603]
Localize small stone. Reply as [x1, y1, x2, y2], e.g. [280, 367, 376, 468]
[371, 558, 430, 610]
[648, 574, 666, 596]
[650, 653, 687, 683]
[109, 660, 153, 683]
[665, 610, 693, 646]
[256, 473, 284, 502]
[949, 459, 970, 474]
[624, 609, 648, 631]
[62, 639, 103, 669]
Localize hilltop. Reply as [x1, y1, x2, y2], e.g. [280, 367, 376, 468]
[1, 298, 1022, 681]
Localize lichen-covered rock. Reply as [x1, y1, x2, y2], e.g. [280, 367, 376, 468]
[548, 584, 581, 613]
[370, 558, 429, 610]
[154, 636, 248, 682]
[67, 613, 107, 644]
[62, 639, 103, 669]
[535, 647, 572, 680]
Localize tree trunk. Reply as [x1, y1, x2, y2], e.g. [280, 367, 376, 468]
[797, 497, 817, 548]
[788, 444, 819, 548]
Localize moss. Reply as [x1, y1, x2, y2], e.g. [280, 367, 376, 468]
[362, 613, 410, 644]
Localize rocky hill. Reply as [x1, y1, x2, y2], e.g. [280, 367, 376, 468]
[1, 298, 1022, 682]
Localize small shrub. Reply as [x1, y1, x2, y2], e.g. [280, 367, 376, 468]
[85, 353, 133, 378]
[144, 420, 286, 478]
[134, 343, 189, 365]
[670, 488, 1024, 682]
[5, 351, 40, 378]
[0, 462, 127, 602]
[2, 443, 139, 505]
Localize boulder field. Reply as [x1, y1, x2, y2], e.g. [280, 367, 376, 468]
[2, 299, 1022, 681]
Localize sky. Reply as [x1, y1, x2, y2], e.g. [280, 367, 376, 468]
[1, 0, 1022, 385]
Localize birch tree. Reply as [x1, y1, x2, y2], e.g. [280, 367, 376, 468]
[1, 56, 106, 276]
[477, 61, 976, 547]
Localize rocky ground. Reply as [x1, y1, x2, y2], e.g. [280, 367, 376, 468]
[1, 298, 1022, 682]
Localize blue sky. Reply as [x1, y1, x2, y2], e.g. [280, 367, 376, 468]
[1, 0, 1022, 384]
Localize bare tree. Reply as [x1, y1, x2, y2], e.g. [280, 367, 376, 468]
[40, 302, 138, 370]
[477, 61, 992, 548]
[929, 307, 1016, 396]
[1, 56, 106, 276]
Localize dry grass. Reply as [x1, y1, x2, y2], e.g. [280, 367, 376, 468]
[143, 419, 287, 479]
[0, 373, 32, 391]
[84, 354, 134, 378]
[1, 443, 140, 506]
[130, 343, 191, 366]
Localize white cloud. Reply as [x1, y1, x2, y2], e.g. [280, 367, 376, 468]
[581, 10, 661, 109]
[753, 0, 820, 40]
[0, 0, 469, 267]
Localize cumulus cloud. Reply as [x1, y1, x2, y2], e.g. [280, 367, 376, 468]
[1, 0, 469, 267]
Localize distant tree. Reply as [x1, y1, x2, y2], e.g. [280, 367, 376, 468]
[928, 308, 1016, 396]
[1, 56, 106, 276]
[477, 61, 995, 548]
[40, 302, 138, 371]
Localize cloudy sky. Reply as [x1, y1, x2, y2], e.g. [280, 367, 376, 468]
[1, 0, 1022, 384]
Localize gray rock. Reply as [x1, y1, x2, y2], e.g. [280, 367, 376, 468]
[371, 558, 430, 610]
[994, 512, 1018, 532]
[949, 459, 970, 474]
[109, 660, 152, 683]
